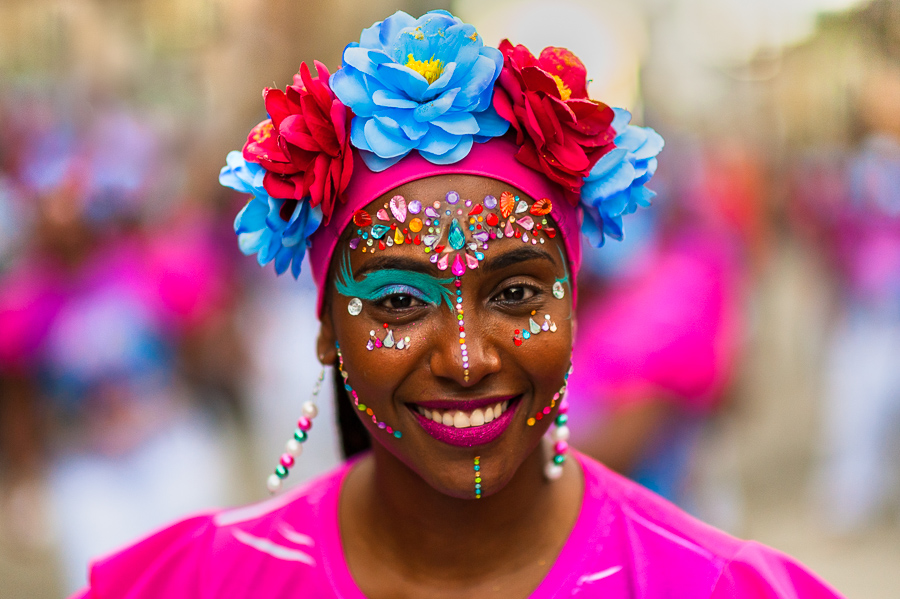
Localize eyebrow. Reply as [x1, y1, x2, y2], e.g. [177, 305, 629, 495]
[353, 255, 438, 279]
[481, 247, 555, 273]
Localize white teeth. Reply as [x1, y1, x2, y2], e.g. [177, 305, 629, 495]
[453, 411, 470, 428]
[417, 401, 512, 428]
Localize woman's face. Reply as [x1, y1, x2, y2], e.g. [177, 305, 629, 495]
[319, 174, 574, 498]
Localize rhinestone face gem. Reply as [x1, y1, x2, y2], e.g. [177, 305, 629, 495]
[389, 195, 408, 223]
[448, 219, 466, 250]
[446, 191, 460, 204]
[553, 281, 565, 299]
[376, 208, 390, 221]
[348, 297, 363, 316]
[408, 199, 422, 214]
[483, 194, 498, 210]
[370, 224, 390, 239]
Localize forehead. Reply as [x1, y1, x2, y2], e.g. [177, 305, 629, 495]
[341, 174, 564, 271]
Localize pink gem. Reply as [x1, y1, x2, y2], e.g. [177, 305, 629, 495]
[451, 254, 466, 276]
[376, 208, 390, 221]
[386, 426, 393, 434]
[553, 392, 560, 401]
[504, 221, 514, 237]
[375, 338, 383, 348]
[389, 195, 408, 222]
[559, 399, 569, 414]
[465, 253, 479, 270]
[371, 415, 377, 423]
[280, 453, 295, 468]
[437, 253, 450, 271]
[542, 407, 551, 415]
[554, 441, 569, 455]
[517, 215, 535, 230]
[297, 416, 312, 431]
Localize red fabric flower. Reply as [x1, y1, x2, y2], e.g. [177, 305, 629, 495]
[493, 41, 617, 204]
[242, 61, 352, 224]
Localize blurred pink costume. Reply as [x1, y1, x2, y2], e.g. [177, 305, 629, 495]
[71, 452, 841, 599]
[568, 230, 742, 412]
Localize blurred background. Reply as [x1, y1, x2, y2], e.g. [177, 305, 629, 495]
[1, 0, 898, 596]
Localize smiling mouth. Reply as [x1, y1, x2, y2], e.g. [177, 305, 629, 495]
[408, 397, 521, 447]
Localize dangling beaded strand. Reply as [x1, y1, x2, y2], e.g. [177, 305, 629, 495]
[336, 343, 403, 440]
[267, 369, 323, 493]
[544, 365, 573, 481]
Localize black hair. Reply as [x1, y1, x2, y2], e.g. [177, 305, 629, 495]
[334, 364, 372, 458]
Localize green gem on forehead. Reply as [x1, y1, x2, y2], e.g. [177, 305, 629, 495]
[448, 219, 466, 250]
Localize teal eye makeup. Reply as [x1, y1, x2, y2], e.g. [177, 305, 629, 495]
[335, 251, 455, 310]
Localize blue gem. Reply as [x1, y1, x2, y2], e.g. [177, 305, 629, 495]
[370, 225, 390, 239]
[474, 465, 480, 471]
[449, 219, 466, 250]
[475, 252, 485, 261]
[523, 331, 531, 339]
[394, 431, 402, 439]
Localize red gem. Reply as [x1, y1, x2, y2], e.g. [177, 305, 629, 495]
[514, 329, 520, 334]
[486, 213, 499, 227]
[413, 235, 421, 245]
[469, 204, 483, 216]
[435, 245, 446, 253]
[535, 224, 542, 230]
[383, 323, 389, 328]
[536, 413, 543, 420]
[459, 326, 465, 332]
[390, 223, 396, 229]
[378, 240, 386, 250]
[515, 230, 522, 238]
[353, 210, 372, 227]
[543, 227, 557, 238]
[476, 224, 482, 230]
[514, 338, 522, 347]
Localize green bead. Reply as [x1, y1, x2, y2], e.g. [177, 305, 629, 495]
[294, 429, 308, 443]
[556, 414, 568, 426]
[393, 431, 402, 438]
[275, 465, 289, 479]
[357, 404, 367, 411]
[553, 454, 566, 465]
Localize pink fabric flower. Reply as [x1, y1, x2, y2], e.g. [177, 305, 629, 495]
[242, 61, 352, 224]
[493, 41, 617, 205]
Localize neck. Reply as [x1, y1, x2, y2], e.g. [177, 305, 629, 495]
[341, 440, 583, 585]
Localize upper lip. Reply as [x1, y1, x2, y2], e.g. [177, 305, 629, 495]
[408, 395, 520, 411]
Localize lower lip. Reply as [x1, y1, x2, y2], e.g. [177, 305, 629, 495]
[411, 401, 519, 447]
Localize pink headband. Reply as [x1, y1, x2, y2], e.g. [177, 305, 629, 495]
[308, 136, 582, 316]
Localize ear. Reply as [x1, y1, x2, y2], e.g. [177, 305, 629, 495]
[317, 304, 338, 366]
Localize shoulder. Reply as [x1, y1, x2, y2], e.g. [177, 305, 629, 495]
[567, 453, 844, 598]
[81, 462, 353, 599]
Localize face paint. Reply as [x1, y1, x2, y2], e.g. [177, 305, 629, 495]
[334, 250, 456, 310]
[337, 343, 402, 439]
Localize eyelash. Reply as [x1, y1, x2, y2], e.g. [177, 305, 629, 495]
[371, 285, 432, 310]
[490, 281, 543, 307]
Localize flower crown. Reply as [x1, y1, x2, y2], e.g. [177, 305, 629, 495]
[220, 9, 664, 278]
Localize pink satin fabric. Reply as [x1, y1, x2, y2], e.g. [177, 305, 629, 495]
[71, 451, 843, 598]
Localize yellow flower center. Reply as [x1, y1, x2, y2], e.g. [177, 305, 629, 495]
[551, 74, 572, 101]
[406, 54, 444, 84]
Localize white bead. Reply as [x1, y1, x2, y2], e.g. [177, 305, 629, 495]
[551, 425, 570, 442]
[302, 401, 319, 419]
[285, 439, 303, 458]
[544, 462, 564, 481]
[267, 474, 283, 494]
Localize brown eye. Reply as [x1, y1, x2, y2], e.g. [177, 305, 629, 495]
[494, 285, 535, 303]
[380, 294, 426, 310]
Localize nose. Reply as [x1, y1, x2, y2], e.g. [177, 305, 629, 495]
[428, 280, 501, 387]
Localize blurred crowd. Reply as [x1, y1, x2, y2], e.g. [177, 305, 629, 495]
[1, 0, 899, 596]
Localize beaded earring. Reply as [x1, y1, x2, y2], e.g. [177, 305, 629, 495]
[544, 366, 572, 481]
[266, 369, 323, 494]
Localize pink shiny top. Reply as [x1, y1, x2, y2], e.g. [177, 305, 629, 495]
[71, 452, 843, 598]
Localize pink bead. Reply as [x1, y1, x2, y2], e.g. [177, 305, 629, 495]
[558, 399, 569, 414]
[542, 406, 551, 415]
[297, 416, 312, 431]
[280, 453, 295, 468]
[386, 426, 393, 434]
[554, 441, 569, 454]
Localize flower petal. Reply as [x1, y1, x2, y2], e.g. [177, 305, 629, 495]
[431, 112, 478, 135]
[419, 134, 473, 164]
[413, 87, 460, 122]
[364, 117, 413, 158]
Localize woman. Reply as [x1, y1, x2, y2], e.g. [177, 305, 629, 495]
[73, 10, 842, 598]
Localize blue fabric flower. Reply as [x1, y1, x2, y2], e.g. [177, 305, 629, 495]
[580, 109, 664, 247]
[330, 10, 509, 171]
[220, 151, 323, 278]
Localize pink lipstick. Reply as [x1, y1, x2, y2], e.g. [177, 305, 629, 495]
[409, 397, 520, 447]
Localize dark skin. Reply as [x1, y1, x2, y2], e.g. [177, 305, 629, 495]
[317, 175, 583, 598]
